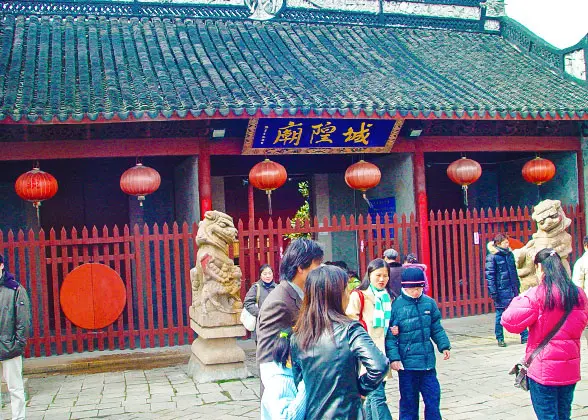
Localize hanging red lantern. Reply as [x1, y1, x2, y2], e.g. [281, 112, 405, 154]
[447, 157, 482, 206]
[522, 157, 555, 186]
[249, 158, 287, 215]
[120, 161, 161, 206]
[345, 160, 381, 206]
[15, 164, 58, 221]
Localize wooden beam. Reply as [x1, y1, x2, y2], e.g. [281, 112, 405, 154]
[418, 136, 581, 152]
[2, 137, 246, 161]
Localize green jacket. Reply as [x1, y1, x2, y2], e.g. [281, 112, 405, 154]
[385, 291, 450, 371]
[0, 271, 31, 361]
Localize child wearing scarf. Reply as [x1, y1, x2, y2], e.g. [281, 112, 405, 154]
[346, 258, 394, 420]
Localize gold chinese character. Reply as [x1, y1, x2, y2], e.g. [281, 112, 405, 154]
[310, 122, 336, 144]
[273, 121, 303, 146]
[343, 122, 373, 145]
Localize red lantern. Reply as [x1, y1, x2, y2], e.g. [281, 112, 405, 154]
[120, 162, 161, 206]
[522, 157, 555, 186]
[345, 160, 381, 206]
[249, 158, 287, 215]
[447, 157, 482, 206]
[15, 164, 58, 221]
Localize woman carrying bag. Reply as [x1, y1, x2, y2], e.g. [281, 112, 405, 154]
[243, 264, 276, 342]
[502, 248, 588, 419]
[346, 258, 393, 420]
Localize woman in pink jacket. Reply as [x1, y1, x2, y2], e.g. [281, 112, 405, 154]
[502, 248, 588, 420]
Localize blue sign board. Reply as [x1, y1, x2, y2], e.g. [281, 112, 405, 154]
[243, 118, 404, 155]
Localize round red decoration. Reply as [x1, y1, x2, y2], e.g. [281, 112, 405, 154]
[249, 159, 288, 215]
[249, 158, 288, 192]
[120, 162, 161, 206]
[60, 263, 126, 330]
[447, 157, 482, 206]
[522, 157, 556, 186]
[447, 157, 482, 187]
[15, 165, 58, 208]
[508, 237, 524, 250]
[344, 160, 382, 192]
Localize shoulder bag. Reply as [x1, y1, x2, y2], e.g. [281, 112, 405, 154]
[510, 308, 572, 391]
[240, 281, 261, 332]
[352, 289, 368, 330]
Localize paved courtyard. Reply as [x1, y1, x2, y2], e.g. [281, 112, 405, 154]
[2, 313, 588, 419]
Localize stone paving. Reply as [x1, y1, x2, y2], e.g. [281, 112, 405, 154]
[2, 313, 588, 419]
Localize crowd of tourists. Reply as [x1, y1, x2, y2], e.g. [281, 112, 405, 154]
[241, 233, 588, 420]
[2, 230, 588, 419]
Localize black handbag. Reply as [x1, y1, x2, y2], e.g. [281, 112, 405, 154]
[509, 309, 571, 391]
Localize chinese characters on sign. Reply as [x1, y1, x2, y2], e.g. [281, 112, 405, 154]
[243, 118, 404, 155]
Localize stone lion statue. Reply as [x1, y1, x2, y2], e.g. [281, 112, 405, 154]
[513, 199, 572, 291]
[190, 211, 242, 323]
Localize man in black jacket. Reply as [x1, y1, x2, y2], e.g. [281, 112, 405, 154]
[0, 255, 31, 420]
[485, 233, 528, 347]
[384, 248, 403, 298]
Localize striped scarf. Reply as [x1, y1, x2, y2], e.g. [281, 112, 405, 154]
[370, 284, 392, 328]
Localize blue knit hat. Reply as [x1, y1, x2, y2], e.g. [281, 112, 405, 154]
[401, 267, 426, 288]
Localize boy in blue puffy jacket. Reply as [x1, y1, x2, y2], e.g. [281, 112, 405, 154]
[385, 268, 451, 420]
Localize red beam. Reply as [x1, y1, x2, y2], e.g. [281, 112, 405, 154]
[198, 139, 212, 218]
[578, 151, 585, 216]
[2, 137, 247, 161]
[419, 136, 580, 152]
[412, 141, 432, 295]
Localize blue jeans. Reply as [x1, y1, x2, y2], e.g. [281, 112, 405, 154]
[398, 369, 441, 420]
[365, 381, 392, 420]
[529, 378, 576, 420]
[495, 307, 528, 342]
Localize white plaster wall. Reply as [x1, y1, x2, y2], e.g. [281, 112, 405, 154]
[564, 49, 587, 81]
[173, 156, 200, 226]
[370, 153, 416, 218]
[211, 176, 226, 213]
[313, 174, 333, 262]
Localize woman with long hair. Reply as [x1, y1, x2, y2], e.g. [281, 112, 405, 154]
[502, 248, 588, 419]
[291, 265, 389, 419]
[346, 258, 393, 420]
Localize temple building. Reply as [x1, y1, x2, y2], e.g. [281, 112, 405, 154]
[1, 0, 588, 355]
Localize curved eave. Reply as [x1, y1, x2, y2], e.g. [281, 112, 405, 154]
[1, 108, 587, 124]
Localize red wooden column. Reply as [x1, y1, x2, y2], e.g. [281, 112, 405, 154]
[248, 183, 255, 222]
[413, 140, 432, 293]
[199, 138, 212, 219]
[577, 151, 585, 220]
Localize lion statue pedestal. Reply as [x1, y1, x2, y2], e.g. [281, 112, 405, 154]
[187, 211, 248, 383]
[513, 199, 573, 292]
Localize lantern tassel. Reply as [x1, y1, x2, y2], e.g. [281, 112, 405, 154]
[34, 202, 40, 224]
[362, 193, 374, 209]
[267, 191, 273, 216]
[462, 185, 469, 207]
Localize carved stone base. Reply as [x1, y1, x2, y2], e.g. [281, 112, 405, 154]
[187, 334, 249, 383]
[189, 305, 240, 328]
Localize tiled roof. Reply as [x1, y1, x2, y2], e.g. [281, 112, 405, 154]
[1, 14, 587, 123]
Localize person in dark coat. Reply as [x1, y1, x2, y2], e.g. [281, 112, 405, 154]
[485, 233, 528, 347]
[292, 265, 389, 420]
[243, 264, 276, 342]
[0, 255, 31, 420]
[256, 238, 324, 397]
[386, 268, 451, 420]
[384, 248, 403, 298]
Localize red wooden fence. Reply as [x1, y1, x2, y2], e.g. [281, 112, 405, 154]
[238, 205, 585, 319]
[0, 223, 197, 358]
[0, 205, 584, 357]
